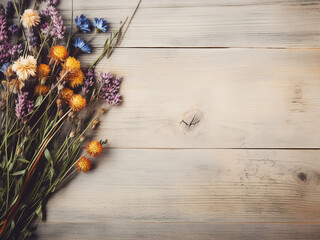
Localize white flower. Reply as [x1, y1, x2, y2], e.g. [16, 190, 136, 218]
[21, 9, 41, 28]
[12, 56, 37, 80]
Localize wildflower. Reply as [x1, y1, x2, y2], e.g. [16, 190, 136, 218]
[99, 72, 123, 105]
[0, 43, 11, 65]
[46, 0, 59, 6]
[0, 63, 10, 73]
[34, 85, 49, 95]
[0, 8, 11, 65]
[75, 156, 91, 173]
[5, 1, 15, 18]
[37, 64, 51, 79]
[75, 14, 91, 33]
[64, 57, 81, 73]
[73, 38, 91, 53]
[21, 9, 40, 28]
[40, 6, 65, 39]
[9, 44, 23, 59]
[94, 18, 108, 32]
[12, 56, 37, 80]
[29, 27, 40, 47]
[60, 88, 74, 100]
[49, 45, 68, 62]
[8, 24, 18, 35]
[15, 92, 34, 121]
[69, 94, 86, 112]
[0, 8, 8, 42]
[82, 68, 94, 95]
[69, 70, 84, 88]
[86, 140, 103, 157]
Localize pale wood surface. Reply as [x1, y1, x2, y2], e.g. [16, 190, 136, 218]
[35, 0, 320, 239]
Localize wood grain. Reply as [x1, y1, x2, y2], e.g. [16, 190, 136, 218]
[56, 0, 320, 48]
[35, 0, 320, 238]
[78, 48, 320, 148]
[33, 222, 320, 240]
[35, 149, 320, 239]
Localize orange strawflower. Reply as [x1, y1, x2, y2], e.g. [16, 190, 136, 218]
[60, 88, 74, 100]
[64, 57, 81, 73]
[69, 94, 86, 111]
[75, 156, 91, 173]
[69, 70, 84, 88]
[49, 45, 68, 62]
[86, 140, 103, 157]
[37, 64, 51, 79]
[34, 85, 49, 95]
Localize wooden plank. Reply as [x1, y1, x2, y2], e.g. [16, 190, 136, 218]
[60, 0, 320, 10]
[55, 1, 320, 48]
[76, 48, 320, 148]
[43, 149, 320, 223]
[33, 222, 320, 240]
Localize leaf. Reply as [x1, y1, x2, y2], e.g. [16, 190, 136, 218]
[10, 220, 15, 232]
[35, 204, 43, 221]
[34, 95, 43, 108]
[11, 169, 26, 176]
[44, 149, 53, 164]
[17, 158, 29, 163]
[14, 178, 23, 197]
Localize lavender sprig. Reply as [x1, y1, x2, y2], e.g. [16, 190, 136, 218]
[82, 68, 95, 95]
[99, 72, 123, 105]
[15, 92, 34, 122]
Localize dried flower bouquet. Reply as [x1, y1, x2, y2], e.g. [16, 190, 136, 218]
[0, 0, 140, 238]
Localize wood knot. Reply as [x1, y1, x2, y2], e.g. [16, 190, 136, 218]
[297, 172, 307, 182]
[180, 110, 202, 132]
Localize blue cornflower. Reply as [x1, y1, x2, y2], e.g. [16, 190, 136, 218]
[75, 14, 91, 33]
[94, 18, 108, 32]
[0, 62, 10, 73]
[74, 38, 91, 53]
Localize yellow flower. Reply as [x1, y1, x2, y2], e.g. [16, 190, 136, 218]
[21, 9, 40, 28]
[34, 85, 49, 95]
[69, 70, 84, 88]
[49, 45, 68, 62]
[60, 88, 74, 100]
[12, 56, 37, 80]
[64, 57, 81, 73]
[69, 94, 86, 112]
[86, 140, 103, 157]
[37, 64, 51, 79]
[75, 156, 91, 173]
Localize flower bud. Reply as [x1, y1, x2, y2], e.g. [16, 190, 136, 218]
[69, 131, 75, 138]
[80, 136, 85, 141]
[91, 119, 100, 130]
[17, 147, 22, 155]
[56, 99, 62, 108]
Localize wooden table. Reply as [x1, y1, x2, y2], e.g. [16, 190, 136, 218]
[34, 0, 320, 239]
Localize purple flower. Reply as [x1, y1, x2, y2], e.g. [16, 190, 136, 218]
[46, 0, 59, 6]
[8, 24, 18, 35]
[5, 1, 14, 18]
[29, 27, 40, 47]
[0, 7, 9, 42]
[15, 92, 34, 122]
[99, 72, 123, 105]
[9, 43, 23, 58]
[40, 6, 65, 39]
[82, 68, 95, 95]
[0, 42, 11, 65]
